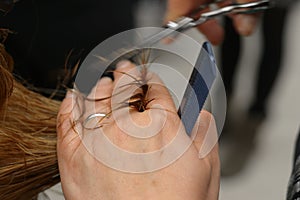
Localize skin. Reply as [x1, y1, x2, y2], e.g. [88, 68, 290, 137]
[57, 61, 220, 200]
[165, 0, 259, 45]
[56, 1, 261, 198]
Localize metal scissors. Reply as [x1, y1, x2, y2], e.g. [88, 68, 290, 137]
[83, 0, 272, 129]
[99, 0, 272, 67]
[137, 0, 272, 48]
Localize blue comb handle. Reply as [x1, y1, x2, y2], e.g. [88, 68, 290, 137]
[178, 42, 216, 135]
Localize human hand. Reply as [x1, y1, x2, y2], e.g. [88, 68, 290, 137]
[57, 61, 220, 200]
[165, 0, 259, 45]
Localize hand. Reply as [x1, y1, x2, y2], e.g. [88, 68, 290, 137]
[57, 61, 220, 200]
[165, 0, 259, 45]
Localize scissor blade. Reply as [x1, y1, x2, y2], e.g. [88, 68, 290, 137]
[137, 17, 194, 48]
[103, 17, 195, 67]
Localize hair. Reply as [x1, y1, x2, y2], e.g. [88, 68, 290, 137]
[0, 39, 156, 199]
[0, 43, 61, 199]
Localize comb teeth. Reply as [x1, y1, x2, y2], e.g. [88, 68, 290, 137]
[178, 42, 216, 135]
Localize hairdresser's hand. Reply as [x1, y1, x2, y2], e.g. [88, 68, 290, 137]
[57, 61, 220, 200]
[165, 0, 259, 45]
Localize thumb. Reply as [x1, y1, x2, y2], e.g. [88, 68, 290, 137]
[191, 110, 219, 159]
[231, 0, 260, 36]
[232, 14, 259, 36]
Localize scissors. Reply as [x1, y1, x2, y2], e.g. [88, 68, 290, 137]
[136, 0, 271, 48]
[83, 0, 271, 129]
[96, 0, 272, 69]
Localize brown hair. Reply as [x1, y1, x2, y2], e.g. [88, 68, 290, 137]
[0, 44, 61, 199]
[0, 35, 156, 199]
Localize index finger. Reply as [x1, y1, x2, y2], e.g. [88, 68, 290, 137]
[165, 0, 260, 44]
[231, 0, 259, 36]
[165, 0, 224, 45]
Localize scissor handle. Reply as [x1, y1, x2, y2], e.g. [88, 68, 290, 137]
[94, 0, 272, 81]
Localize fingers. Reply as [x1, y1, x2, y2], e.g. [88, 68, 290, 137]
[88, 77, 113, 100]
[231, 0, 259, 36]
[57, 76, 114, 141]
[82, 77, 114, 130]
[86, 77, 113, 113]
[111, 61, 141, 110]
[197, 19, 224, 45]
[57, 91, 76, 138]
[57, 91, 82, 143]
[191, 110, 219, 159]
[191, 110, 220, 199]
[113, 60, 177, 113]
[232, 13, 259, 36]
[113, 60, 138, 84]
[165, 0, 259, 44]
[146, 72, 177, 112]
[165, 0, 203, 22]
[165, 0, 224, 45]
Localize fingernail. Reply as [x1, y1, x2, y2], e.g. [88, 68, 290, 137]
[99, 77, 113, 84]
[65, 90, 75, 98]
[116, 60, 131, 69]
[236, 15, 257, 36]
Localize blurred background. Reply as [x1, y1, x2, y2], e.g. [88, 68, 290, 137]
[217, 1, 300, 199]
[136, 0, 300, 199]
